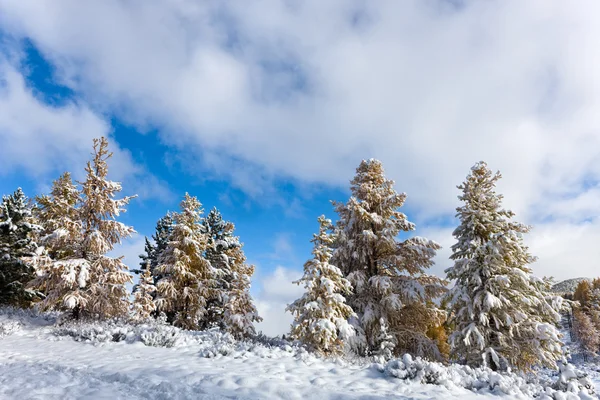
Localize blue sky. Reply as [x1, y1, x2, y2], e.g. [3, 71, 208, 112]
[2, 1, 600, 335]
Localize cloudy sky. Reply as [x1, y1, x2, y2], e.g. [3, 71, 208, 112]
[1, 0, 600, 336]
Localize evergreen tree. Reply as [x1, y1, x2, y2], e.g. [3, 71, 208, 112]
[201, 207, 232, 329]
[154, 194, 218, 330]
[34, 172, 81, 260]
[331, 159, 446, 359]
[221, 233, 262, 338]
[0, 188, 42, 307]
[199, 207, 261, 336]
[287, 216, 355, 354]
[30, 137, 136, 319]
[131, 266, 157, 321]
[135, 213, 174, 283]
[29, 173, 86, 312]
[445, 161, 563, 371]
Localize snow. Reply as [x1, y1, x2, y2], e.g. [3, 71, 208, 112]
[0, 309, 598, 399]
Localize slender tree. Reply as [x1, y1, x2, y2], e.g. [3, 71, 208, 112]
[201, 208, 232, 329]
[332, 159, 446, 359]
[445, 161, 563, 371]
[221, 240, 262, 337]
[287, 216, 355, 354]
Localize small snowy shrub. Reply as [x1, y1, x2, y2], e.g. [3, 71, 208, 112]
[0, 320, 21, 337]
[382, 354, 596, 399]
[54, 320, 135, 344]
[552, 363, 596, 398]
[196, 330, 237, 358]
[139, 323, 181, 348]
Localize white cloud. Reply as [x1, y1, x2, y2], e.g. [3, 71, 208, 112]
[416, 226, 456, 279]
[253, 266, 303, 337]
[2, 0, 600, 279]
[527, 221, 600, 281]
[0, 57, 108, 178]
[0, 53, 172, 202]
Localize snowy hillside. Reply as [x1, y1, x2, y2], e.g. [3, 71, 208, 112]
[0, 309, 598, 400]
[552, 278, 591, 295]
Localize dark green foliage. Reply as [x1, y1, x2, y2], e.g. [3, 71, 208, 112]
[201, 207, 240, 330]
[0, 188, 42, 307]
[135, 213, 174, 284]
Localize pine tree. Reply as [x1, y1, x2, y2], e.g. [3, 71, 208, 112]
[221, 241, 262, 338]
[154, 194, 218, 330]
[287, 216, 355, 354]
[135, 213, 174, 283]
[29, 173, 86, 313]
[445, 161, 563, 371]
[331, 159, 446, 359]
[131, 266, 157, 321]
[200, 207, 261, 336]
[0, 188, 42, 307]
[201, 207, 232, 329]
[29, 137, 136, 319]
[34, 172, 81, 260]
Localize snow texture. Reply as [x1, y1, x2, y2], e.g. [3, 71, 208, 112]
[0, 308, 598, 399]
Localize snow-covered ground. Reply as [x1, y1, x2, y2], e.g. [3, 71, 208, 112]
[0, 310, 597, 400]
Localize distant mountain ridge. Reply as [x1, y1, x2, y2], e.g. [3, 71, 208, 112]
[551, 277, 591, 294]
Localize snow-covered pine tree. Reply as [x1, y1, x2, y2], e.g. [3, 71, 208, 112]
[154, 194, 218, 330]
[203, 207, 261, 337]
[131, 265, 157, 321]
[287, 216, 355, 354]
[75, 137, 136, 318]
[34, 172, 81, 260]
[29, 172, 86, 312]
[135, 213, 174, 283]
[0, 188, 42, 307]
[221, 237, 262, 338]
[331, 159, 446, 360]
[29, 138, 136, 319]
[201, 207, 231, 329]
[445, 161, 564, 371]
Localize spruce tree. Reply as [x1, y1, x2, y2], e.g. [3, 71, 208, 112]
[0, 188, 42, 307]
[287, 216, 355, 354]
[30, 138, 136, 319]
[154, 194, 218, 330]
[221, 230, 262, 338]
[202, 207, 261, 337]
[135, 213, 174, 283]
[201, 207, 262, 337]
[201, 207, 231, 329]
[331, 159, 446, 359]
[445, 161, 563, 371]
